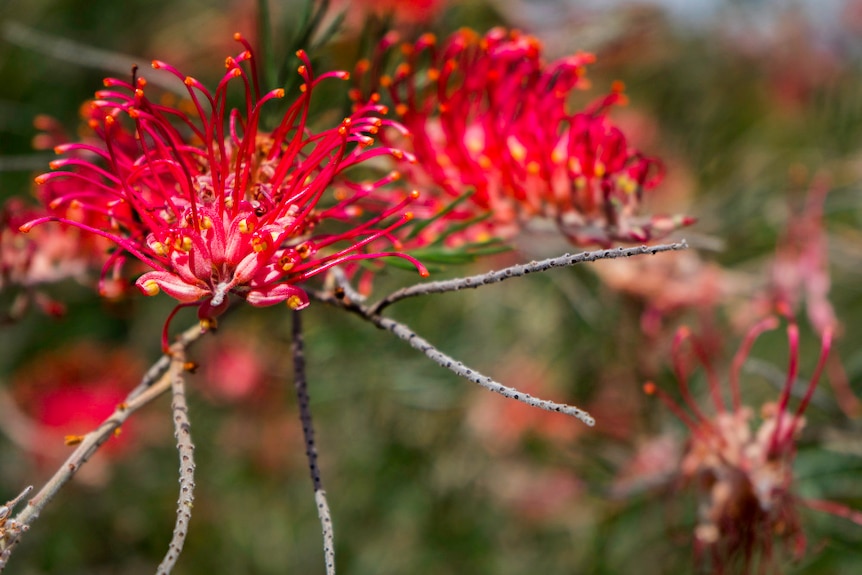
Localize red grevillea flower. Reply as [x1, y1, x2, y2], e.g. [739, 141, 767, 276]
[21, 34, 427, 342]
[645, 317, 862, 571]
[352, 28, 693, 247]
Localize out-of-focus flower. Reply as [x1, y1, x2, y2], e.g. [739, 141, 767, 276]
[197, 332, 274, 404]
[353, 27, 693, 248]
[21, 34, 427, 345]
[10, 343, 142, 467]
[340, 0, 444, 24]
[645, 317, 862, 571]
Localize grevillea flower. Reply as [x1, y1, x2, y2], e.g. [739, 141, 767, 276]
[352, 28, 694, 247]
[11, 342, 143, 462]
[645, 317, 862, 571]
[21, 34, 427, 344]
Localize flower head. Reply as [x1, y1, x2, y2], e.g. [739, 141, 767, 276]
[22, 34, 427, 343]
[353, 28, 693, 247]
[644, 317, 861, 570]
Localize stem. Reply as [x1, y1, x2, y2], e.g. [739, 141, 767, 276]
[370, 241, 688, 314]
[292, 311, 335, 575]
[156, 345, 196, 575]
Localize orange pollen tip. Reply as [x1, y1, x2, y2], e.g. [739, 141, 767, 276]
[118, 402, 128, 410]
[233, 32, 242, 40]
[129, 109, 140, 118]
[612, 80, 626, 93]
[48, 160, 62, 169]
[231, 69, 242, 78]
[643, 382, 657, 395]
[356, 59, 370, 72]
[296, 49, 306, 58]
[34, 174, 48, 185]
[64, 435, 84, 446]
[419, 269, 430, 278]
[298, 65, 307, 75]
[184, 77, 194, 86]
[18, 222, 34, 233]
[113, 428, 122, 438]
[105, 115, 116, 125]
[287, 295, 304, 310]
[183, 361, 199, 372]
[274, 88, 285, 98]
[404, 212, 414, 221]
[200, 317, 218, 331]
[300, 84, 308, 93]
[152, 60, 162, 69]
[409, 189, 420, 199]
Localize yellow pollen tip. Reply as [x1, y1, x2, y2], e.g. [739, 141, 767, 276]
[252, 238, 268, 252]
[238, 218, 253, 234]
[152, 241, 168, 256]
[286, 295, 304, 310]
[142, 280, 160, 296]
[200, 216, 213, 230]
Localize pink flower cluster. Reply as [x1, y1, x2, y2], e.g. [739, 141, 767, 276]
[353, 28, 693, 247]
[21, 34, 427, 341]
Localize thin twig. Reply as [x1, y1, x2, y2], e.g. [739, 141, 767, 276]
[326, 266, 367, 304]
[370, 241, 688, 314]
[310, 291, 595, 426]
[0, 487, 33, 569]
[156, 345, 196, 575]
[292, 311, 335, 575]
[0, 323, 205, 571]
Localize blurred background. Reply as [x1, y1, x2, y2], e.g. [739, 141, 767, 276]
[3, 0, 862, 573]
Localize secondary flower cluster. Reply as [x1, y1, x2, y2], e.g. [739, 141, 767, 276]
[21, 34, 427, 336]
[645, 317, 843, 571]
[353, 28, 693, 247]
